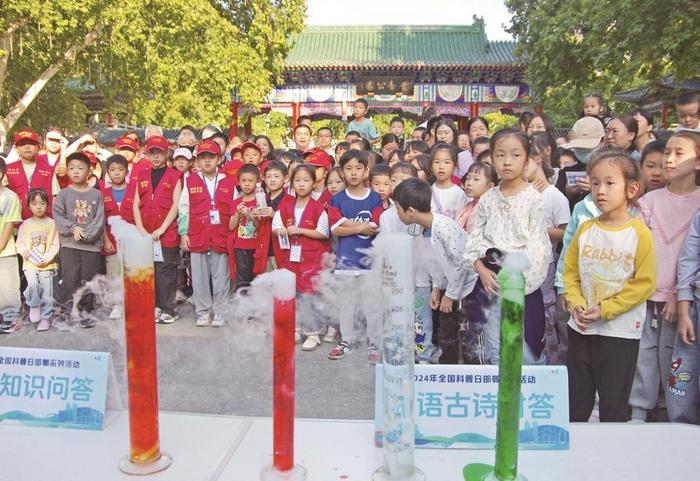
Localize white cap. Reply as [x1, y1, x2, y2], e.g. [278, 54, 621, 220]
[173, 147, 193, 160]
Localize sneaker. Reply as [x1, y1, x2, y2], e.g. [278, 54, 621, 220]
[367, 345, 382, 364]
[328, 341, 353, 360]
[109, 305, 122, 320]
[80, 317, 96, 329]
[0, 320, 18, 334]
[158, 312, 178, 324]
[211, 314, 226, 327]
[175, 290, 187, 303]
[154, 307, 162, 323]
[322, 325, 339, 343]
[195, 314, 211, 327]
[302, 334, 321, 351]
[295, 329, 302, 344]
[37, 319, 50, 332]
[29, 307, 41, 323]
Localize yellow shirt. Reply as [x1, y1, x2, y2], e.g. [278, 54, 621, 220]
[16, 217, 59, 271]
[0, 187, 22, 257]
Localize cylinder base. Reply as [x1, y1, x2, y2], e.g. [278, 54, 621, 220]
[483, 470, 527, 481]
[372, 466, 426, 481]
[260, 464, 307, 481]
[118, 452, 172, 476]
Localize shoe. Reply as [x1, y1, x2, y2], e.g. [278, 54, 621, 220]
[295, 329, 302, 344]
[37, 319, 50, 332]
[154, 307, 162, 323]
[367, 345, 382, 364]
[80, 317, 96, 329]
[29, 307, 41, 323]
[158, 312, 178, 324]
[328, 341, 353, 360]
[211, 314, 226, 327]
[109, 305, 122, 320]
[302, 334, 321, 351]
[322, 326, 339, 343]
[196, 314, 211, 327]
[175, 290, 187, 303]
[0, 320, 18, 334]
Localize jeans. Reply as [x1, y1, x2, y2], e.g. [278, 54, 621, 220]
[415, 287, 436, 361]
[24, 269, 55, 320]
[667, 300, 700, 424]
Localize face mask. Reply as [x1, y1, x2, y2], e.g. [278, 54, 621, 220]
[572, 147, 594, 164]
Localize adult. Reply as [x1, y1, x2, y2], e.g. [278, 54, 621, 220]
[631, 108, 656, 154]
[314, 128, 334, 155]
[177, 125, 198, 151]
[293, 124, 312, 151]
[467, 116, 489, 144]
[526, 113, 555, 137]
[254, 135, 274, 160]
[604, 114, 639, 158]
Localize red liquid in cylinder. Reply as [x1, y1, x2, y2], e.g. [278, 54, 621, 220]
[124, 267, 161, 464]
[273, 297, 295, 472]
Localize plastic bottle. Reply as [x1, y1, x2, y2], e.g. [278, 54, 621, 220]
[255, 183, 268, 209]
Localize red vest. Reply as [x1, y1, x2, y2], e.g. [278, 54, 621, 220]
[227, 196, 272, 279]
[185, 173, 233, 254]
[135, 166, 181, 248]
[5, 157, 54, 219]
[100, 182, 124, 254]
[272, 196, 330, 293]
[221, 159, 243, 187]
[315, 188, 332, 208]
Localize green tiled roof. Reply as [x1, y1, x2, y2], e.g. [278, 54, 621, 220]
[285, 25, 519, 69]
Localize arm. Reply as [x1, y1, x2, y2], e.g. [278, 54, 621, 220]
[42, 220, 60, 263]
[177, 183, 190, 236]
[52, 192, 74, 236]
[555, 203, 584, 292]
[548, 224, 566, 243]
[0, 219, 15, 253]
[82, 193, 105, 243]
[132, 188, 147, 235]
[15, 222, 30, 258]
[523, 195, 552, 294]
[464, 193, 489, 268]
[563, 226, 587, 311]
[153, 180, 181, 239]
[0, 193, 21, 252]
[271, 210, 287, 236]
[440, 221, 469, 301]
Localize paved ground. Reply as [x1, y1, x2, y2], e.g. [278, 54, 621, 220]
[1, 300, 376, 420]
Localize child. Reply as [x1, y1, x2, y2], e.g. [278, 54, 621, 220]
[53, 152, 106, 328]
[630, 131, 700, 421]
[639, 140, 667, 194]
[172, 147, 193, 174]
[178, 140, 232, 327]
[563, 150, 655, 422]
[16, 188, 59, 331]
[380, 134, 400, 162]
[582, 93, 611, 125]
[471, 137, 491, 159]
[393, 178, 477, 364]
[430, 143, 468, 220]
[412, 127, 427, 142]
[370, 164, 392, 212]
[390, 117, 405, 149]
[0, 158, 22, 333]
[259, 160, 289, 271]
[334, 142, 350, 163]
[405, 140, 429, 162]
[272, 164, 330, 350]
[346, 98, 379, 144]
[114, 135, 140, 179]
[464, 129, 552, 365]
[132, 136, 183, 324]
[457, 131, 470, 152]
[327, 150, 383, 361]
[325, 166, 346, 195]
[241, 141, 263, 166]
[102, 154, 129, 319]
[674, 92, 700, 132]
[387, 149, 405, 167]
[303, 148, 333, 206]
[229, 164, 269, 289]
[456, 162, 498, 233]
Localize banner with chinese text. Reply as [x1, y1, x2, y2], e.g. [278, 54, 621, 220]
[375, 364, 569, 450]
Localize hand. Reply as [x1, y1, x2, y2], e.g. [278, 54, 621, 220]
[55, 162, 67, 176]
[236, 203, 247, 214]
[661, 297, 678, 323]
[104, 239, 116, 254]
[558, 294, 569, 312]
[476, 262, 499, 297]
[429, 288, 441, 310]
[576, 176, 591, 192]
[571, 305, 588, 331]
[256, 206, 274, 218]
[532, 178, 548, 192]
[440, 295, 454, 314]
[274, 227, 288, 237]
[678, 314, 697, 345]
[35, 258, 49, 268]
[358, 223, 379, 236]
[286, 225, 301, 236]
[138, 227, 150, 237]
[152, 227, 165, 240]
[72, 226, 85, 242]
[181, 235, 190, 251]
[581, 304, 601, 322]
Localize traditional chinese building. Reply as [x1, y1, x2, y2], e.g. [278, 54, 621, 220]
[615, 76, 700, 129]
[231, 21, 529, 135]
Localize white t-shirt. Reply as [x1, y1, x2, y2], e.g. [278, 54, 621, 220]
[272, 206, 329, 237]
[378, 205, 431, 288]
[541, 185, 571, 252]
[431, 184, 468, 220]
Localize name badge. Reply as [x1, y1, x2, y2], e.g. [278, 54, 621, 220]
[153, 240, 164, 262]
[209, 209, 221, 225]
[289, 245, 302, 263]
[278, 232, 290, 250]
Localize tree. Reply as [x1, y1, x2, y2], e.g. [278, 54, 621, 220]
[0, 0, 306, 149]
[505, 0, 700, 126]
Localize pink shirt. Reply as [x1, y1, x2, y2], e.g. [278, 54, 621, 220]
[639, 187, 700, 302]
[456, 199, 479, 234]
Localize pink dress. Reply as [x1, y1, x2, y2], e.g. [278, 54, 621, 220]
[456, 199, 479, 233]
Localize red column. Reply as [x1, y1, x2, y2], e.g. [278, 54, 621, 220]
[457, 116, 468, 131]
[229, 102, 240, 139]
[660, 103, 668, 130]
[470, 102, 480, 118]
[291, 102, 300, 129]
[244, 116, 252, 138]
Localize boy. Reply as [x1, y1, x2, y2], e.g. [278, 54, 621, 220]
[303, 148, 333, 207]
[392, 177, 477, 364]
[370, 164, 391, 212]
[102, 154, 129, 319]
[241, 141, 262, 166]
[0, 158, 23, 333]
[114, 135, 140, 176]
[412, 126, 427, 141]
[53, 152, 105, 328]
[132, 135, 183, 324]
[316, 126, 334, 155]
[229, 164, 269, 289]
[258, 160, 289, 271]
[327, 150, 383, 361]
[675, 92, 700, 132]
[346, 98, 379, 144]
[5, 128, 58, 219]
[178, 140, 232, 327]
[172, 147, 193, 174]
[389, 116, 405, 149]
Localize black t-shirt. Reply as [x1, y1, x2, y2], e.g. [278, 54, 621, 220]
[555, 161, 587, 211]
[151, 166, 168, 190]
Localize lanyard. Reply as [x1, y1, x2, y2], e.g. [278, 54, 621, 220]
[200, 173, 219, 206]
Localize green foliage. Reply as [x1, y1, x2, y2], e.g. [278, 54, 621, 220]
[483, 111, 518, 134]
[371, 114, 417, 141]
[505, 0, 700, 126]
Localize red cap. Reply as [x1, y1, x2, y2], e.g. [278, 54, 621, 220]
[144, 135, 169, 152]
[240, 141, 261, 154]
[14, 128, 40, 146]
[115, 136, 139, 151]
[81, 150, 98, 166]
[303, 147, 333, 171]
[195, 139, 221, 156]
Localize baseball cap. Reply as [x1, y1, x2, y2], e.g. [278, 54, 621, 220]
[144, 135, 169, 152]
[14, 128, 40, 146]
[173, 147, 194, 160]
[115, 136, 139, 152]
[82, 150, 99, 166]
[563, 117, 605, 150]
[240, 141, 261, 154]
[195, 140, 221, 157]
[303, 147, 333, 171]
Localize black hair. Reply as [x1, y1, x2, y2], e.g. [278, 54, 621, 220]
[608, 114, 639, 152]
[467, 116, 489, 132]
[124, 129, 142, 142]
[353, 98, 369, 109]
[390, 116, 404, 126]
[433, 118, 458, 146]
[421, 106, 438, 122]
[583, 93, 608, 116]
[475, 149, 492, 163]
[326, 166, 346, 187]
[238, 163, 260, 179]
[421, 130, 431, 142]
[472, 136, 491, 148]
[406, 140, 430, 155]
[367, 151, 383, 166]
[274, 149, 301, 165]
[559, 148, 576, 162]
[462, 161, 499, 185]
[293, 124, 312, 136]
[389, 149, 405, 163]
[490, 128, 530, 158]
[106, 154, 129, 170]
[640, 139, 666, 163]
[529, 133, 555, 178]
[675, 91, 700, 107]
[369, 163, 391, 181]
[254, 134, 273, 150]
[630, 108, 654, 128]
[381, 133, 400, 149]
[66, 152, 92, 168]
[339, 149, 369, 168]
[531, 132, 560, 170]
[264, 160, 289, 177]
[0, 157, 6, 174]
[316, 126, 333, 136]
[390, 161, 418, 178]
[291, 163, 316, 184]
[297, 115, 312, 124]
[26, 187, 49, 209]
[413, 153, 435, 184]
[518, 111, 535, 131]
[587, 148, 640, 195]
[210, 131, 228, 145]
[527, 113, 554, 136]
[44, 127, 65, 139]
[393, 177, 432, 213]
[334, 141, 350, 155]
[350, 138, 372, 152]
[345, 130, 361, 140]
[429, 142, 458, 165]
[412, 126, 427, 136]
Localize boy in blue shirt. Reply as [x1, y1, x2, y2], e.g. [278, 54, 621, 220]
[327, 150, 383, 361]
[346, 98, 379, 144]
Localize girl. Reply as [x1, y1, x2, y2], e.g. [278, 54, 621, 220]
[405, 140, 430, 162]
[411, 153, 433, 183]
[526, 135, 571, 364]
[457, 131, 471, 152]
[464, 128, 551, 365]
[16, 188, 59, 332]
[639, 140, 667, 194]
[325, 166, 346, 195]
[387, 149, 404, 167]
[630, 131, 700, 421]
[605, 114, 639, 158]
[467, 117, 489, 143]
[334, 141, 350, 162]
[582, 93, 611, 125]
[563, 150, 655, 422]
[434, 118, 458, 146]
[272, 164, 330, 351]
[429, 143, 468, 220]
[380, 134, 400, 163]
[457, 161, 498, 233]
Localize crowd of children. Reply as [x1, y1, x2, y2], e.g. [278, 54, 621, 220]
[1, 91, 699, 423]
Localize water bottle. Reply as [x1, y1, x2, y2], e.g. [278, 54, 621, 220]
[255, 183, 267, 209]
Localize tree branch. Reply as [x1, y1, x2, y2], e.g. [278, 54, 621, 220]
[0, 19, 31, 97]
